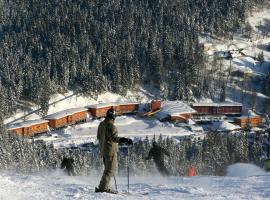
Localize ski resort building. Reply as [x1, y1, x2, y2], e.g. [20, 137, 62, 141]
[86, 102, 139, 118]
[234, 115, 262, 128]
[44, 108, 88, 129]
[86, 103, 116, 118]
[191, 102, 242, 115]
[116, 102, 139, 115]
[7, 119, 49, 137]
[156, 101, 197, 123]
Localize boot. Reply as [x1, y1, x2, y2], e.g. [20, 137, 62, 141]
[95, 187, 118, 194]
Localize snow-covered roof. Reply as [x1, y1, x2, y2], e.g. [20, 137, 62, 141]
[211, 121, 241, 132]
[86, 103, 116, 109]
[118, 102, 139, 106]
[192, 102, 242, 107]
[86, 102, 139, 109]
[44, 108, 88, 119]
[7, 119, 49, 130]
[157, 101, 197, 119]
[190, 125, 204, 132]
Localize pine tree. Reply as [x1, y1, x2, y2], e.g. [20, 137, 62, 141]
[264, 73, 270, 96]
[257, 51, 265, 65]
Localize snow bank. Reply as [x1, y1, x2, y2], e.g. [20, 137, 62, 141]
[226, 163, 265, 177]
[211, 121, 240, 132]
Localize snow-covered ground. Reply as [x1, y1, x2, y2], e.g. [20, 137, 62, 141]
[2, 7, 270, 200]
[38, 115, 195, 149]
[204, 8, 270, 75]
[201, 8, 270, 112]
[4, 88, 154, 125]
[0, 164, 269, 200]
[5, 89, 202, 148]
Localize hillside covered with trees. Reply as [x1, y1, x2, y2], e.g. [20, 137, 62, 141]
[0, 0, 269, 118]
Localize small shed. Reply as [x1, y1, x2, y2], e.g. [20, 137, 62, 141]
[45, 107, 88, 129]
[157, 101, 197, 123]
[234, 115, 262, 128]
[7, 119, 49, 137]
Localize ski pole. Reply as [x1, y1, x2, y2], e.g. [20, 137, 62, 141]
[113, 175, 118, 192]
[127, 145, 130, 193]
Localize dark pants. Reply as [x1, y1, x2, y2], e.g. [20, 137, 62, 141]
[65, 168, 76, 176]
[98, 155, 117, 191]
[155, 161, 170, 176]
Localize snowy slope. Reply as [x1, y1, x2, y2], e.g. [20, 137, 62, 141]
[201, 8, 270, 112]
[4, 88, 153, 125]
[0, 164, 269, 200]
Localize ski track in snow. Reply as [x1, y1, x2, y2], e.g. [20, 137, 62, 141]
[0, 170, 270, 200]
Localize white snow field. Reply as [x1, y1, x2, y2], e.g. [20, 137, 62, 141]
[39, 115, 194, 149]
[4, 90, 151, 125]
[5, 90, 198, 148]
[0, 164, 269, 200]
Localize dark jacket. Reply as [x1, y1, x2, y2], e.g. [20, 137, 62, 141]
[61, 157, 75, 175]
[146, 145, 170, 163]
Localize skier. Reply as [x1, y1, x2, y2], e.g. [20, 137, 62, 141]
[61, 156, 76, 176]
[146, 141, 170, 176]
[95, 108, 133, 193]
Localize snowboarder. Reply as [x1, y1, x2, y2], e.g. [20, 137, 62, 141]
[61, 156, 76, 176]
[95, 108, 133, 194]
[146, 141, 170, 176]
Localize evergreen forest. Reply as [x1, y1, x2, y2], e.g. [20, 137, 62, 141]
[0, 0, 269, 119]
[0, 120, 268, 176]
[0, 0, 270, 176]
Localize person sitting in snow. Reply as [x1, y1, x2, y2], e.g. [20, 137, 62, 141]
[61, 156, 76, 176]
[145, 141, 170, 176]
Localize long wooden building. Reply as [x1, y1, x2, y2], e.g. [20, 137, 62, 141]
[234, 115, 262, 128]
[7, 119, 49, 137]
[86, 102, 139, 118]
[117, 102, 139, 115]
[191, 102, 242, 115]
[44, 107, 88, 129]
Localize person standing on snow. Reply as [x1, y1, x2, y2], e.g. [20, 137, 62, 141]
[61, 156, 76, 176]
[146, 141, 170, 176]
[95, 108, 133, 193]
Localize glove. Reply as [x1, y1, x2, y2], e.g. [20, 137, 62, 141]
[119, 137, 133, 145]
[126, 138, 133, 145]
